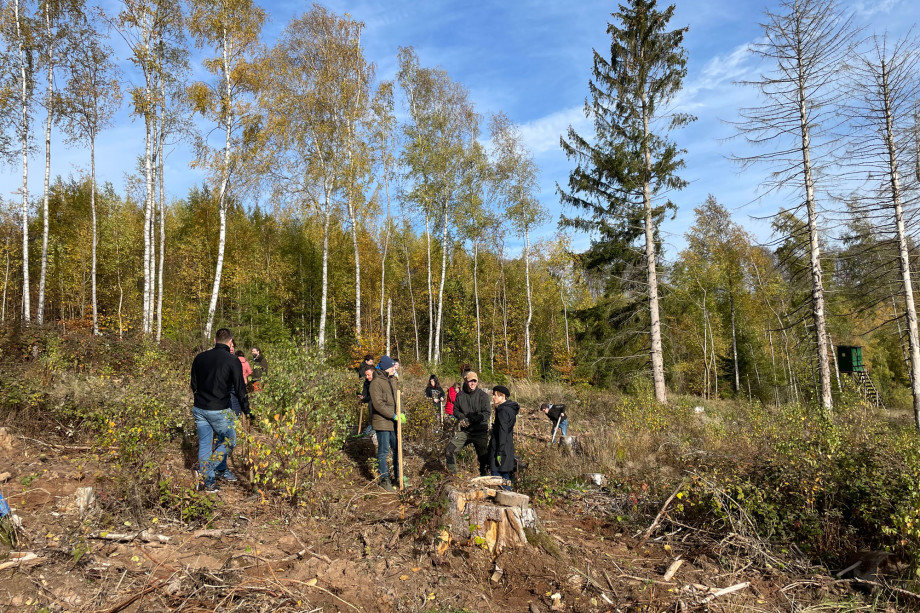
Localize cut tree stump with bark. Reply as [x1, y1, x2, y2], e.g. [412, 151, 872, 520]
[446, 481, 538, 553]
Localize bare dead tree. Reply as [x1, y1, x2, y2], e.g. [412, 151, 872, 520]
[733, 0, 858, 413]
[842, 32, 920, 429]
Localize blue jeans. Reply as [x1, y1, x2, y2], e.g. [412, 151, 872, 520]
[193, 407, 236, 486]
[375, 430, 400, 481]
[552, 418, 568, 438]
[491, 469, 512, 490]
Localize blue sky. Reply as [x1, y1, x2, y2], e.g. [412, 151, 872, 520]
[3, 0, 919, 260]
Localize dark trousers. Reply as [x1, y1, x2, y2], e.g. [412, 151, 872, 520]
[445, 428, 490, 475]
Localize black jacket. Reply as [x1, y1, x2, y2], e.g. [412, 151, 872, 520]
[453, 385, 491, 431]
[489, 400, 519, 473]
[425, 385, 444, 401]
[251, 355, 268, 382]
[191, 343, 250, 415]
[545, 403, 566, 424]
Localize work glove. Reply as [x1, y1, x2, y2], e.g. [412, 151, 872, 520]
[459, 419, 469, 429]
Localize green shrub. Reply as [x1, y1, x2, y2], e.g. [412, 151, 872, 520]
[238, 344, 353, 503]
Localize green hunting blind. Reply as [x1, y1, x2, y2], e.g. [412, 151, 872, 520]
[837, 345, 864, 373]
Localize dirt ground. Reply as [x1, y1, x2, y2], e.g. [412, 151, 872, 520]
[0, 415, 900, 612]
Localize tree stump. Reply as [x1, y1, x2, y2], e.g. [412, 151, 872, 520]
[446, 480, 538, 553]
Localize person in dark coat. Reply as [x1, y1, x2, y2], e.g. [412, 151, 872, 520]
[488, 385, 518, 487]
[250, 347, 269, 391]
[425, 374, 444, 412]
[540, 402, 568, 438]
[445, 371, 491, 475]
[191, 328, 250, 492]
[358, 365, 375, 436]
[357, 354, 375, 379]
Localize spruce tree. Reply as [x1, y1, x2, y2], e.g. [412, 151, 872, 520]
[558, 0, 693, 400]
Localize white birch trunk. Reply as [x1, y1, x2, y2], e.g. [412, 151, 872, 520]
[203, 30, 233, 340]
[156, 114, 166, 342]
[524, 227, 533, 375]
[731, 293, 740, 393]
[386, 297, 392, 355]
[142, 105, 154, 334]
[348, 200, 361, 338]
[2, 233, 10, 323]
[14, 0, 31, 323]
[474, 239, 482, 372]
[425, 213, 433, 362]
[433, 202, 449, 364]
[380, 176, 391, 333]
[90, 140, 99, 335]
[38, 2, 53, 325]
[317, 184, 332, 354]
[404, 239, 420, 361]
[500, 242, 509, 365]
[643, 108, 667, 403]
[561, 276, 570, 354]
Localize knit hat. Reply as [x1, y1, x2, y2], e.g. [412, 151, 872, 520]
[492, 385, 511, 399]
[378, 355, 396, 371]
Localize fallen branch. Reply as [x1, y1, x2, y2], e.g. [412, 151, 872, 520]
[836, 578, 920, 601]
[90, 530, 171, 544]
[0, 551, 44, 571]
[636, 479, 687, 548]
[699, 582, 750, 605]
[663, 558, 684, 582]
[192, 528, 237, 539]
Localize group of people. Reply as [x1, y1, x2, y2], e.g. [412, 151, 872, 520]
[190, 329, 568, 495]
[189, 329, 268, 493]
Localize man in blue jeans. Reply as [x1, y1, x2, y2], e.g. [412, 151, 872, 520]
[190, 328, 250, 493]
[369, 356, 401, 492]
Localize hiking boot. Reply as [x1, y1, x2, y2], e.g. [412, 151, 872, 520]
[380, 478, 395, 493]
[197, 482, 220, 494]
[216, 470, 238, 483]
[446, 464, 457, 475]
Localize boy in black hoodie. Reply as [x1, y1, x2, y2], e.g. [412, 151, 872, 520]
[540, 402, 568, 440]
[488, 385, 519, 488]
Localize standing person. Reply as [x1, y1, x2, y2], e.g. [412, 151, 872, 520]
[191, 328, 249, 493]
[488, 385, 518, 488]
[425, 374, 444, 412]
[359, 365, 376, 440]
[250, 347, 269, 391]
[229, 350, 252, 416]
[445, 381, 460, 417]
[541, 402, 568, 439]
[357, 354, 374, 379]
[445, 371, 491, 475]
[369, 356, 402, 492]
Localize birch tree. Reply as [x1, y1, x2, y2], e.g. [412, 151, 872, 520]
[397, 46, 477, 364]
[559, 0, 693, 401]
[371, 80, 398, 336]
[261, 6, 370, 354]
[2, 0, 36, 322]
[187, 0, 265, 340]
[734, 0, 856, 412]
[59, 12, 120, 335]
[492, 112, 545, 375]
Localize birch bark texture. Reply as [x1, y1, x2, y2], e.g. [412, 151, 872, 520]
[734, 0, 857, 412]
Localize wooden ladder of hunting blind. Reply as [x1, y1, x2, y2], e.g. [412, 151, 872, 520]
[853, 371, 885, 409]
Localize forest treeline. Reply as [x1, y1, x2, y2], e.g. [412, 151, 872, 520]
[1, 0, 920, 417]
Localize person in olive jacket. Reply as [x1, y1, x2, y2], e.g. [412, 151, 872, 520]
[369, 356, 401, 492]
[488, 385, 518, 487]
[445, 371, 491, 475]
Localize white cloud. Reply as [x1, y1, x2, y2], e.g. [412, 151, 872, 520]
[518, 106, 591, 156]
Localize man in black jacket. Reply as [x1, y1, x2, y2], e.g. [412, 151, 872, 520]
[191, 328, 250, 492]
[445, 371, 491, 475]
